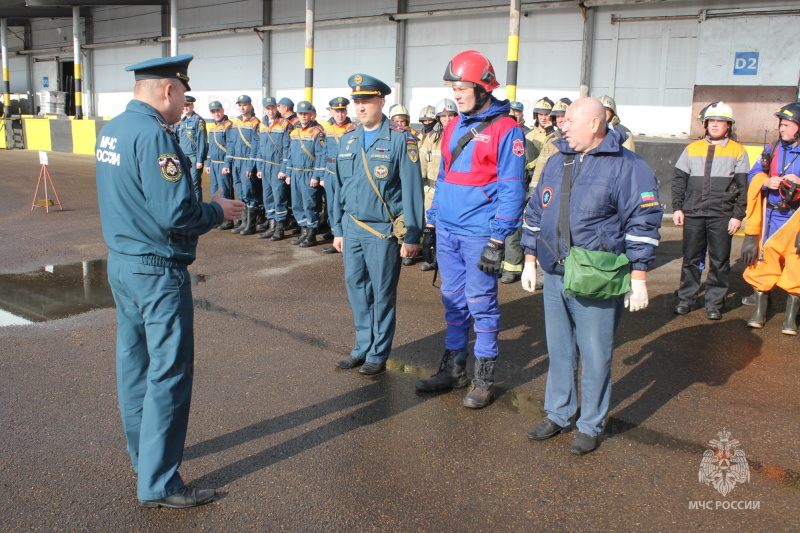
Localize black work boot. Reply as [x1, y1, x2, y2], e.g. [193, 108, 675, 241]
[463, 358, 496, 409]
[239, 206, 258, 235]
[231, 208, 248, 234]
[216, 220, 234, 230]
[291, 227, 309, 245]
[270, 221, 285, 241]
[300, 228, 318, 247]
[415, 350, 468, 392]
[782, 294, 800, 335]
[746, 291, 769, 329]
[258, 219, 277, 239]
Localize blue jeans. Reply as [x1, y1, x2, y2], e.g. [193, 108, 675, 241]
[107, 252, 194, 500]
[342, 214, 401, 363]
[436, 225, 500, 359]
[542, 271, 623, 436]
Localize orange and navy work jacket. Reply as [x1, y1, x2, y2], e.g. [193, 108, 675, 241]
[224, 114, 261, 169]
[251, 117, 291, 173]
[323, 118, 356, 175]
[206, 116, 233, 165]
[281, 121, 327, 180]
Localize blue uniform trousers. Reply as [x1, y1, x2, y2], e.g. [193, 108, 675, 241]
[290, 171, 321, 228]
[187, 156, 203, 202]
[231, 158, 260, 206]
[260, 162, 280, 219]
[209, 161, 233, 200]
[342, 214, 401, 363]
[436, 225, 500, 359]
[107, 252, 194, 501]
[542, 271, 623, 437]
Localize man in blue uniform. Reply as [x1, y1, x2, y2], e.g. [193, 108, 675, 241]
[177, 95, 208, 201]
[321, 96, 356, 254]
[205, 101, 235, 229]
[95, 55, 245, 507]
[520, 98, 661, 455]
[331, 74, 424, 375]
[252, 96, 292, 240]
[225, 94, 261, 235]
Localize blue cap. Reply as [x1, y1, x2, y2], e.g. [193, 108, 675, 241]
[348, 73, 391, 98]
[208, 101, 222, 110]
[184, 95, 196, 104]
[329, 97, 350, 109]
[510, 101, 524, 111]
[297, 100, 315, 113]
[263, 96, 277, 106]
[124, 54, 193, 91]
[236, 95, 252, 104]
[278, 97, 294, 108]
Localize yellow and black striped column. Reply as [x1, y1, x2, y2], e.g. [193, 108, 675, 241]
[506, 0, 521, 103]
[72, 7, 83, 119]
[1, 18, 10, 118]
[304, 0, 314, 102]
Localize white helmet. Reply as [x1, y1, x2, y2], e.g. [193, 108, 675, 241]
[389, 104, 410, 119]
[599, 95, 617, 116]
[435, 98, 458, 117]
[702, 101, 734, 123]
[419, 105, 436, 121]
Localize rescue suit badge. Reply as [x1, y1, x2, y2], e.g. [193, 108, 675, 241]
[374, 165, 389, 179]
[542, 187, 554, 208]
[698, 428, 750, 496]
[513, 139, 525, 157]
[158, 154, 182, 182]
[407, 147, 418, 163]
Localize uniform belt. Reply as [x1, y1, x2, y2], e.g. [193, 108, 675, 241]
[767, 202, 798, 213]
[231, 156, 250, 160]
[141, 254, 189, 269]
[210, 159, 225, 164]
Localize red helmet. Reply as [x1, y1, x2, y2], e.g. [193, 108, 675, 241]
[443, 50, 499, 92]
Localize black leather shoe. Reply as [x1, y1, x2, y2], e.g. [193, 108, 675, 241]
[674, 303, 691, 315]
[402, 257, 415, 266]
[419, 262, 434, 272]
[138, 486, 215, 509]
[706, 308, 721, 320]
[571, 432, 598, 455]
[334, 356, 364, 369]
[359, 362, 386, 376]
[216, 220, 234, 231]
[322, 245, 339, 254]
[527, 418, 567, 440]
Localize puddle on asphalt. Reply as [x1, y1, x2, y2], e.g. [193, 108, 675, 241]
[0, 260, 205, 326]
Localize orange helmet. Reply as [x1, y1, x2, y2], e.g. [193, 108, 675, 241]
[443, 50, 500, 92]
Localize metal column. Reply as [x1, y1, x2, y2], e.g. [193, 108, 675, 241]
[579, 5, 595, 99]
[394, 0, 408, 106]
[304, 0, 314, 102]
[1, 18, 10, 119]
[262, 0, 272, 99]
[170, 0, 178, 56]
[505, 0, 520, 103]
[72, 7, 82, 119]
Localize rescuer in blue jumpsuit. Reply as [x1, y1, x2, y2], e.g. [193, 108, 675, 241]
[252, 96, 292, 240]
[330, 74, 424, 376]
[95, 55, 244, 508]
[205, 100, 235, 229]
[224, 94, 261, 235]
[177, 95, 208, 201]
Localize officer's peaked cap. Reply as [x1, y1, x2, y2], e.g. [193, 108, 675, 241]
[348, 73, 391, 98]
[125, 54, 193, 91]
[329, 97, 350, 109]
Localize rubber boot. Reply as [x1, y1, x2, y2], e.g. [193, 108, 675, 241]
[781, 294, 800, 336]
[255, 208, 268, 231]
[746, 291, 769, 329]
[239, 206, 258, 235]
[299, 227, 318, 247]
[217, 220, 234, 230]
[258, 219, 277, 239]
[463, 358, 496, 409]
[415, 349, 468, 392]
[291, 227, 309, 245]
[270, 221, 285, 241]
[231, 207, 248, 234]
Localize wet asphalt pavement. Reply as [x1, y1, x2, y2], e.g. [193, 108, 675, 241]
[1, 150, 798, 532]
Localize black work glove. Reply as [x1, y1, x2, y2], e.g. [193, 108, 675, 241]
[741, 234, 759, 267]
[477, 240, 505, 274]
[421, 227, 436, 265]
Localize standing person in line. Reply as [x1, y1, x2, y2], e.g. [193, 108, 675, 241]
[224, 95, 261, 235]
[252, 96, 292, 240]
[520, 97, 661, 455]
[95, 54, 245, 508]
[177, 95, 207, 201]
[331, 73, 424, 376]
[205, 100, 234, 229]
[321, 96, 356, 254]
[672, 102, 748, 320]
[415, 50, 526, 409]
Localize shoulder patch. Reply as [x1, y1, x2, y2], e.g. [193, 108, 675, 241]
[158, 154, 183, 182]
[389, 121, 408, 133]
[513, 138, 525, 157]
[407, 146, 419, 163]
[199, 121, 205, 130]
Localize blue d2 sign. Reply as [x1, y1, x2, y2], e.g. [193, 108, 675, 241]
[733, 52, 759, 75]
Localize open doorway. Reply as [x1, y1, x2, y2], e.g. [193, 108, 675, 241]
[59, 60, 75, 116]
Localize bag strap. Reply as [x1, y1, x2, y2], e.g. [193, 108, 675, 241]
[266, 126, 283, 159]
[348, 213, 390, 239]
[557, 154, 576, 259]
[360, 146, 396, 223]
[447, 113, 506, 171]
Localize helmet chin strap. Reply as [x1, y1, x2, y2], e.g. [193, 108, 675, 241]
[465, 88, 491, 115]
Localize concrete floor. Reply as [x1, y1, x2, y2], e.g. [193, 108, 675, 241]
[0, 150, 797, 532]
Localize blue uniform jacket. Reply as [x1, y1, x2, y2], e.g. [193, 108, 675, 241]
[251, 117, 291, 175]
[95, 100, 223, 263]
[206, 116, 232, 164]
[426, 97, 526, 240]
[281, 121, 327, 180]
[331, 116, 424, 243]
[748, 140, 800, 235]
[177, 112, 208, 162]
[224, 114, 260, 171]
[521, 127, 662, 274]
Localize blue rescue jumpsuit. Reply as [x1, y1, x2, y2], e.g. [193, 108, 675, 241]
[177, 111, 208, 201]
[252, 117, 292, 221]
[283, 121, 327, 229]
[206, 115, 233, 199]
[225, 114, 261, 206]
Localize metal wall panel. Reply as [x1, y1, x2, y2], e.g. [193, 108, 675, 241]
[179, 0, 262, 32]
[92, 6, 162, 43]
